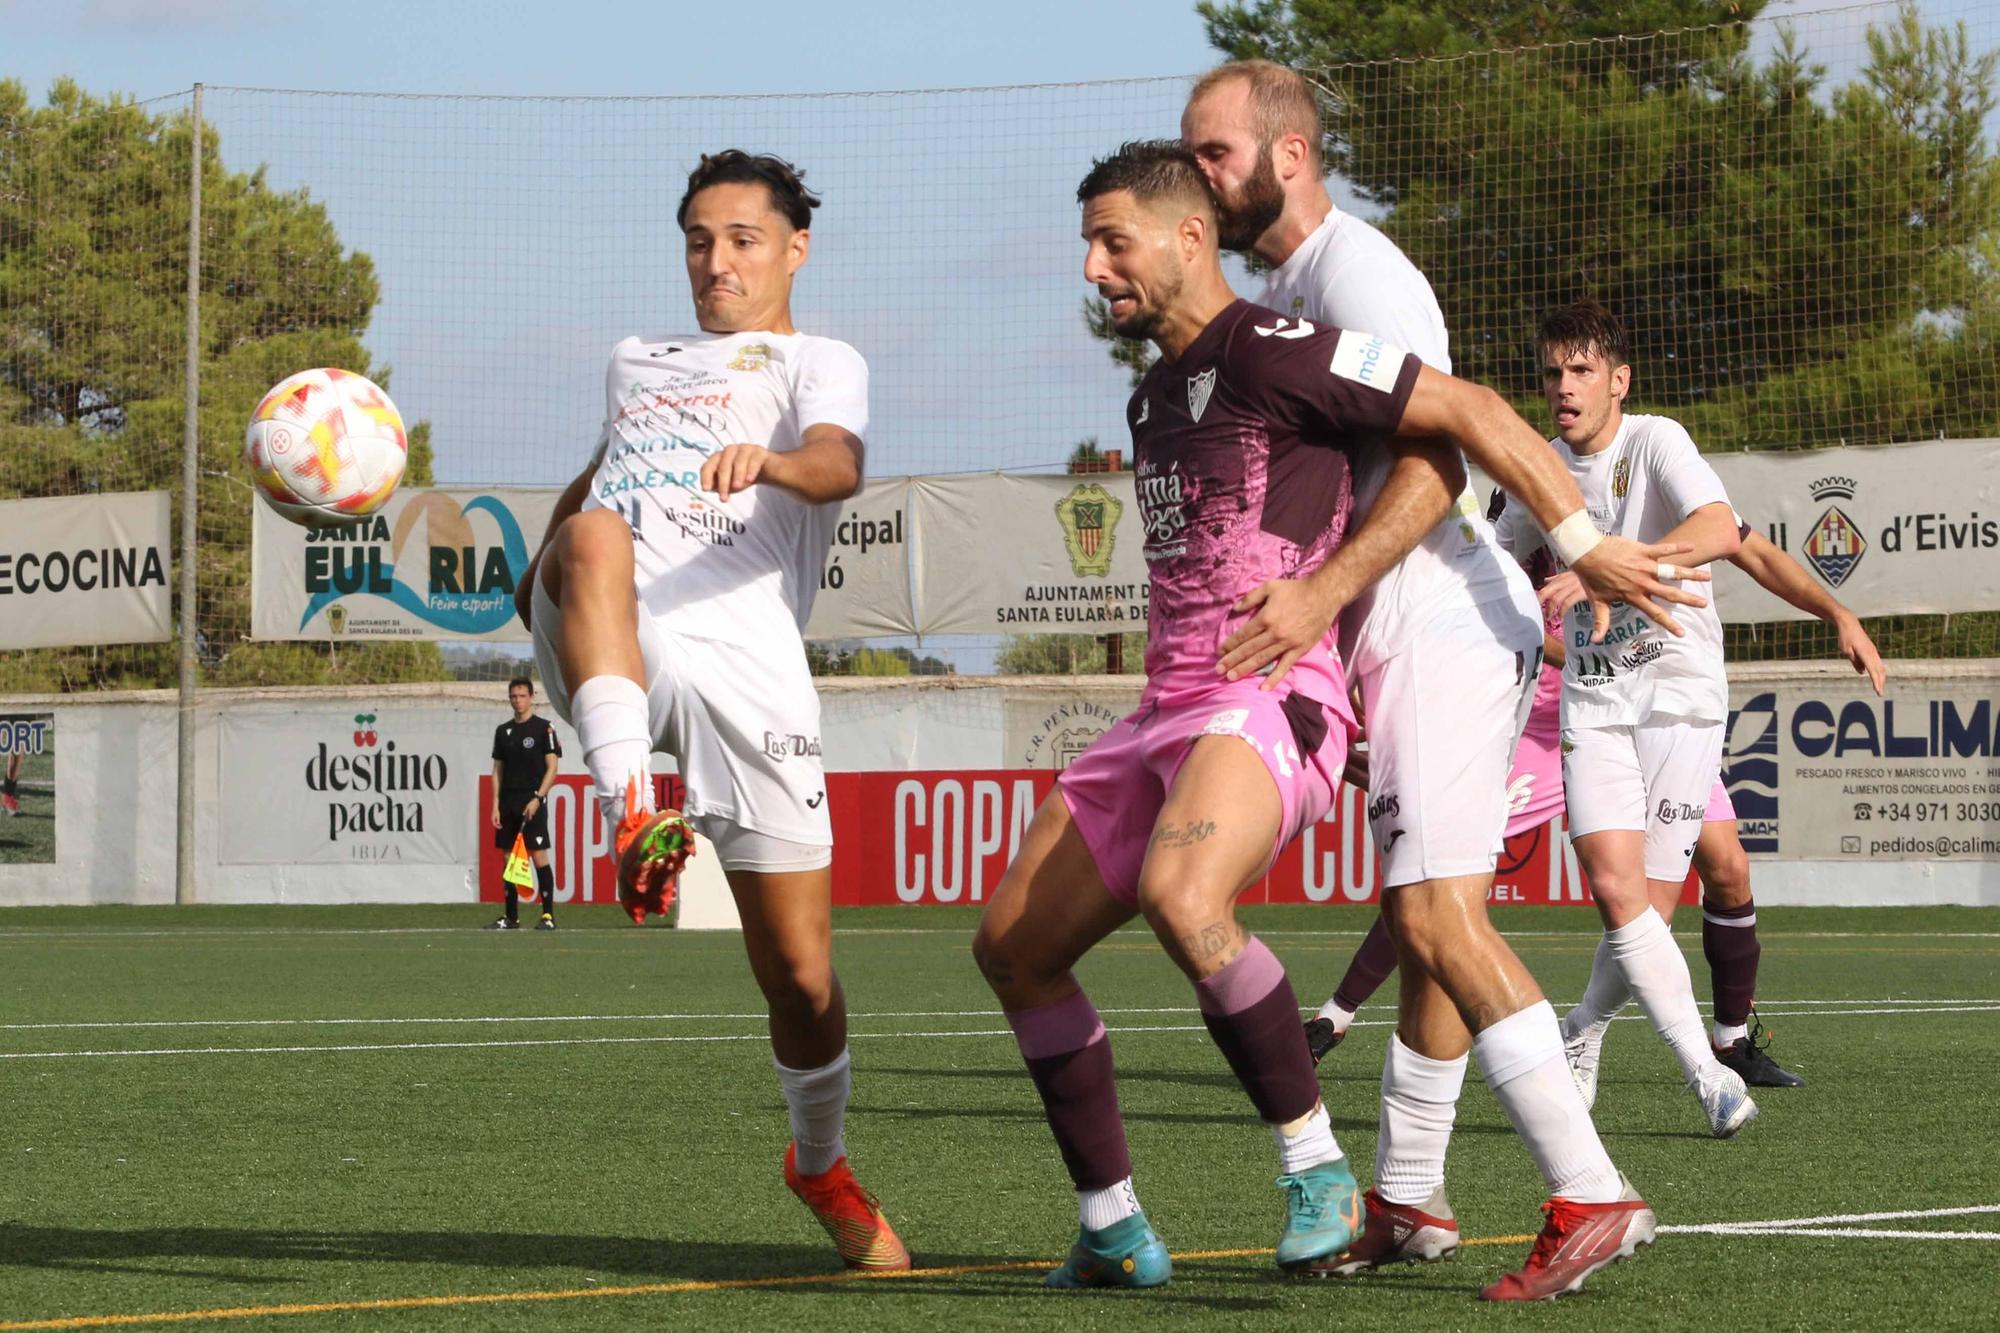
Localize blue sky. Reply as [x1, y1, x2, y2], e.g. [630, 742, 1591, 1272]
[0, 0, 1216, 101]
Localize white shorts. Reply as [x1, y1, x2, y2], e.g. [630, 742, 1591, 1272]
[1359, 595, 1544, 888]
[531, 576, 832, 851]
[1562, 719, 1723, 882]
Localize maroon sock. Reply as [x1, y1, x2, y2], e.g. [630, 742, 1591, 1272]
[1007, 991, 1132, 1191]
[1194, 936, 1320, 1125]
[1702, 897, 1761, 1031]
[1332, 916, 1399, 1014]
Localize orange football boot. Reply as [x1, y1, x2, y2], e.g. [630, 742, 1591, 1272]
[784, 1143, 912, 1272]
[612, 773, 694, 925]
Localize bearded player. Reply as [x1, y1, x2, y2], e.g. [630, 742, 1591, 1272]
[972, 140, 1700, 1296]
[1182, 59, 1672, 1297]
[516, 150, 908, 1272]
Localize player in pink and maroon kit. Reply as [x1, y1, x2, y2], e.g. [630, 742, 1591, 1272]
[972, 141, 1706, 1294]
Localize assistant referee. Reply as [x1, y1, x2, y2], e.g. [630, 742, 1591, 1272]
[488, 677, 562, 930]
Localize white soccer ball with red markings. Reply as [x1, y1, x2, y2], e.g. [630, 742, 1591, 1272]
[245, 368, 408, 528]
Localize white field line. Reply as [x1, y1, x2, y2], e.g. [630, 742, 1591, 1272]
[1662, 1205, 2000, 1242]
[3, 999, 1995, 1061]
[4, 997, 1995, 1034]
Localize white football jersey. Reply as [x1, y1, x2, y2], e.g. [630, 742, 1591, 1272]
[1510, 413, 1732, 728]
[583, 330, 867, 647]
[1259, 207, 1526, 670]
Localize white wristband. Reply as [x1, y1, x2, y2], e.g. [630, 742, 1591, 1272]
[1548, 510, 1603, 567]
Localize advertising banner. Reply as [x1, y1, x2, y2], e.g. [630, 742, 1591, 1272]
[0, 714, 55, 866]
[219, 709, 474, 865]
[0, 492, 171, 649]
[910, 473, 1150, 636]
[475, 769, 1698, 908]
[251, 488, 558, 641]
[805, 478, 917, 639]
[1721, 669, 2000, 861]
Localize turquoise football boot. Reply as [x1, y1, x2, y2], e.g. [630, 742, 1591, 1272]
[1275, 1157, 1365, 1270]
[1045, 1211, 1172, 1289]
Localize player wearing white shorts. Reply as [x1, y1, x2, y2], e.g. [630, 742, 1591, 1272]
[1510, 299, 1758, 1139]
[517, 151, 908, 1273]
[1182, 63, 1709, 1301]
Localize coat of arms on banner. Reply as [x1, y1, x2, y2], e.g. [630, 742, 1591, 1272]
[1055, 483, 1122, 577]
[327, 604, 347, 635]
[1187, 367, 1217, 422]
[1802, 476, 1866, 587]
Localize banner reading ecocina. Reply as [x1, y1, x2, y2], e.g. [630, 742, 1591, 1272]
[217, 709, 473, 865]
[252, 488, 558, 641]
[0, 492, 171, 649]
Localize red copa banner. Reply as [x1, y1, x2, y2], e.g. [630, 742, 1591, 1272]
[478, 771, 1698, 907]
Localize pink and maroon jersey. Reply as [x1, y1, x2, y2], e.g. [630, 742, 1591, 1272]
[1126, 300, 1421, 713]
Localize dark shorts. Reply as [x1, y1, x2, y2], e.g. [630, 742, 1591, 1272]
[494, 794, 551, 852]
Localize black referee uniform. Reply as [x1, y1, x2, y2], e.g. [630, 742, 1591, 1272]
[492, 715, 561, 924]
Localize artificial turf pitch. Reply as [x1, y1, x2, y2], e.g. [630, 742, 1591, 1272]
[2, 903, 1995, 1330]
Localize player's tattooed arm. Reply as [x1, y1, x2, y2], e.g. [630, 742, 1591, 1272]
[703, 424, 864, 503]
[1218, 439, 1458, 688]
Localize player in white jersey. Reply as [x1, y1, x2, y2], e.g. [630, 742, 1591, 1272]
[515, 151, 909, 1273]
[1507, 299, 1758, 1140]
[1182, 62, 1704, 1301]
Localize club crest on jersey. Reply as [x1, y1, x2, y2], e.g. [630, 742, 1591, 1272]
[1802, 476, 1866, 587]
[1612, 457, 1630, 499]
[1187, 367, 1217, 422]
[727, 343, 772, 372]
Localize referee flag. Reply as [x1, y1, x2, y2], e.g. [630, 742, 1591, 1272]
[502, 833, 534, 888]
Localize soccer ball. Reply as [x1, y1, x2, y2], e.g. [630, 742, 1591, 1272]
[245, 368, 407, 528]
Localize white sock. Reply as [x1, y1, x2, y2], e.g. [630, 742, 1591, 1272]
[1375, 1034, 1466, 1206]
[571, 675, 653, 827]
[1079, 1177, 1141, 1231]
[1272, 1102, 1342, 1175]
[1560, 935, 1632, 1042]
[1713, 1021, 1749, 1048]
[1606, 909, 1721, 1086]
[1474, 1000, 1623, 1204]
[1317, 999, 1357, 1032]
[776, 1048, 851, 1177]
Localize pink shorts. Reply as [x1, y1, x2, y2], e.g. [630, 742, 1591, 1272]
[1504, 704, 1566, 838]
[1058, 681, 1356, 906]
[1705, 778, 1735, 823]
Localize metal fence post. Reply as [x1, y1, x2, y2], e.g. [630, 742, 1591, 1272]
[175, 83, 203, 907]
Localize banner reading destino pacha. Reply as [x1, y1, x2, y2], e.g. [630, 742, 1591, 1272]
[0, 493, 171, 649]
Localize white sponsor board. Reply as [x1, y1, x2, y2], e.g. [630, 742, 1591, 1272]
[910, 473, 1150, 636]
[1723, 663, 2000, 863]
[0, 492, 171, 649]
[218, 708, 474, 865]
[252, 488, 559, 641]
[804, 477, 916, 638]
[1473, 437, 2000, 621]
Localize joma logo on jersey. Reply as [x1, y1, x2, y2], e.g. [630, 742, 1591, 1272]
[1802, 477, 1866, 587]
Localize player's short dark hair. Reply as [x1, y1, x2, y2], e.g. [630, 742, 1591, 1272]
[507, 677, 533, 694]
[1077, 140, 1214, 216]
[1538, 299, 1632, 368]
[677, 150, 820, 232]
